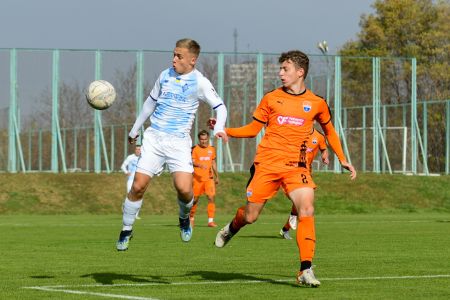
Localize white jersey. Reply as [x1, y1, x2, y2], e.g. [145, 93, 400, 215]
[121, 154, 140, 178]
[148, 67, 223, 137]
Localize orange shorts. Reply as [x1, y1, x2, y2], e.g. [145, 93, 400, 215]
[193, 178, 216, 197]
[246, 163, 316, 203]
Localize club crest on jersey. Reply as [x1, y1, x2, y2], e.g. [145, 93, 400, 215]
[312, 138, 318, 144]
[246, 188, 253, 197]
[303, 101, 312, 112]
[182, 83, 189, 92]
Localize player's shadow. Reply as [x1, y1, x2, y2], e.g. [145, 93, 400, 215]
[240, 235, 281, 239]
[80, 272, 168, 285]
[185, 271, 296, 287]
[30, 275, 55, 279]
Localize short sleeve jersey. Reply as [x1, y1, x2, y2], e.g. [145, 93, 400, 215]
[148, 67, 223, 137]
[192, 145, 216, 181]
[252, 87, 331, 169]
[306, 129, 327, 172]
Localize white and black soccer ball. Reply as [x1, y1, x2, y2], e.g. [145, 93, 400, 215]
[85, 80, 116, 110]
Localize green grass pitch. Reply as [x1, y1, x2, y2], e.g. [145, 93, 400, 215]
[1, 213, 449, 299]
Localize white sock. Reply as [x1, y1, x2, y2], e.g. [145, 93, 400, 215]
[208, 218, 214, 223]
[178, 198, 194, 219]
[122, 198, 142, 231]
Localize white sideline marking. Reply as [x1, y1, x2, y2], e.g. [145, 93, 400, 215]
[322, 274, 450, 281]
[24, 286, 159, 300]
[24, 274, 450, 291]
[23, 275, 450, 300]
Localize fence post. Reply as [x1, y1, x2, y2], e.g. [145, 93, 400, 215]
[51, 50, 59, 172]
[135, 51, 144, 146]
[446, 100, 450, 175]
[52, 49, 67, 173]
[8, 48, 17, 173]
[93, 51, 110, 173]
[411, 58, 417, 174]
[333, 55, 342, 172]
[362, 106, 366, 172]
[256, 53, 264, 146]
[216, 52, 224, 172]
[423, 101, 427, 167]
[94, 50, 102, 173]
[372, 57, 381, 173]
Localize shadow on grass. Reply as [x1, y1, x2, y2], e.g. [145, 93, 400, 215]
[30, 275, 55, 279]
[80, 272, 168, 285]
[239, 235, 281, 239]
[185, 271, 296, 287]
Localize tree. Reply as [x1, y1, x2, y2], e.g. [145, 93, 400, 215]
[339, 0, 449, 172]
[340, 0, 449, 102]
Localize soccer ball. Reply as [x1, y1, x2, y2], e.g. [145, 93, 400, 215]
[85, 80, 116, 110]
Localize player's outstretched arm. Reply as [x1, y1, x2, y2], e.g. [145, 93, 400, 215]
[128, 96, 156, 142]
[211, 104, 229, 142]
[341, 161, 357, 180]
[206, 119, 229, 142]
[321, 122, 356, 180]
[321, 149, 330, 165]
[208, 118, 264, 139]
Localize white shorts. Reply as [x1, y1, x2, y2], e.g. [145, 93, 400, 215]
[136, 127, 194, 177]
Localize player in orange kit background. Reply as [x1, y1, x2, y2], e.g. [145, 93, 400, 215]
[190, 130, 219, 227]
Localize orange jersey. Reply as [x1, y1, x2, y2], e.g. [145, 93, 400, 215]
[253, 88, 331, 169]
[306, 129, 327, 171]
[192, 145, 216, 181]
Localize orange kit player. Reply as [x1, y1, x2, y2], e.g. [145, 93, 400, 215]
[212, 50, 356, 287]
[190, 130, 219, 227]
[280, 128, 329, 240]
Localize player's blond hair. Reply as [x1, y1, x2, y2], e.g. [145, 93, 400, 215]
[279, 50, 309, 79]
[176, 38, 201, 57]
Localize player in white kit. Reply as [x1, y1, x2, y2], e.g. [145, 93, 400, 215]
[116, 38, 228, 251]
[120, 145, 142, 219]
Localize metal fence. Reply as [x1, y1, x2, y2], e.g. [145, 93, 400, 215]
[1, 48, 449, 174]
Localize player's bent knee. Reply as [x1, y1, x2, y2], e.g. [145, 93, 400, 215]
[177, 191, 194, 202]
[131, 183, 145, 193]
[299, 206, 315, 217]
[244, 214, 258, 224]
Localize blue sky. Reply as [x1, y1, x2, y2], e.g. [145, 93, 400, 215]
[0, 0, 375, 54]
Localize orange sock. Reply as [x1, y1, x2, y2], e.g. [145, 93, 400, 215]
[296, 216, 316, 262]
[207, 203, 215, 219]
[230, 205, 247, 234]
[190, 202, 198, 219]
